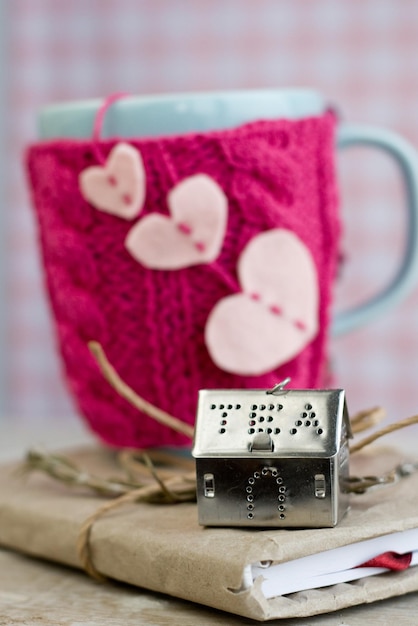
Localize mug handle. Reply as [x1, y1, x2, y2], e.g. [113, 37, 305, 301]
[333, 124, 418, 336]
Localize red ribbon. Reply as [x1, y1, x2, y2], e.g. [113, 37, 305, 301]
[358, 551, 412, 571]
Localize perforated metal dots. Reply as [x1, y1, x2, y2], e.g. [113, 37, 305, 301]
[245, 468, 287, 520]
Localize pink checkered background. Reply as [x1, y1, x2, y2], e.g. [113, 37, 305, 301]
[2, 0, 418, 436]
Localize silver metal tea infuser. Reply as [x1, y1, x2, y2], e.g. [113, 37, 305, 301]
[192, 379, 352, 528]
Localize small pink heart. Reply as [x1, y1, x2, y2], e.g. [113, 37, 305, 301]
[79, 142, 145, 219]
[125, 174, 227, 269]
[205, 229, 319, 375]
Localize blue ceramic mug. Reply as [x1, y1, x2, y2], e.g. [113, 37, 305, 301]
[38, 88, 418, 336]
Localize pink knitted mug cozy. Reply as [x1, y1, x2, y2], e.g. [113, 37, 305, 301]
[26, 109, 340, 448]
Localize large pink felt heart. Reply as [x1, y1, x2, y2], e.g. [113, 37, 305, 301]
[205, 229, 319, 375]
[79, 142, 145, 219]
[125, 174, 227, 269]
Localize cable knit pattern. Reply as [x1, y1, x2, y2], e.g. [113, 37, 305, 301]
[26, 112, 340, 448]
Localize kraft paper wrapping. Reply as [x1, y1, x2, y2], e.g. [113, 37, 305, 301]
[0, 446, 418, 622]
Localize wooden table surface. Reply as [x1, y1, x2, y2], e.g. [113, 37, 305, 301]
[1, 414, 418, 625]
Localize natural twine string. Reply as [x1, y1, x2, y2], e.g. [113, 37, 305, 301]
[350, 414, 418, 454]
[77, 458, 196, 581]
[88, 342, 194, 440]
[21, 447, 196, 582]
[349, 406, 386, 434]
[23, 341, 418, 582]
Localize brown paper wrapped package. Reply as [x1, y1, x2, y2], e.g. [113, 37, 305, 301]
[0, 446, 418, 622]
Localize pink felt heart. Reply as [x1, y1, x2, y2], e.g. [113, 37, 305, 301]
[79, 142, 145, 219]
[205, 229, 319, 375]
[125, 174, 227, 269]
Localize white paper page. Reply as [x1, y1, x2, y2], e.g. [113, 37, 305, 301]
[250, 527, 418, 598]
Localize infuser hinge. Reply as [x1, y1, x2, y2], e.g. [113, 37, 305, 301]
[249, 432, 274, 453]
